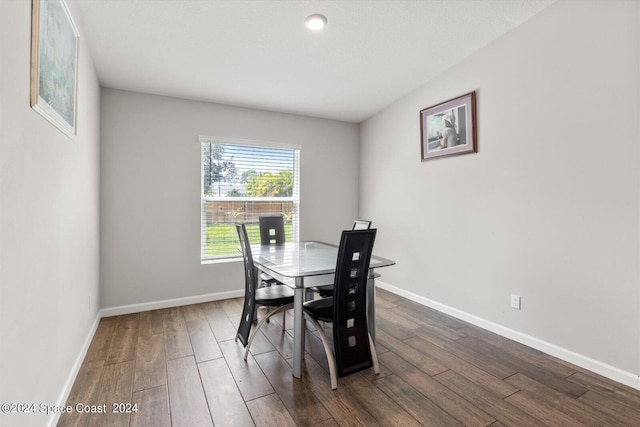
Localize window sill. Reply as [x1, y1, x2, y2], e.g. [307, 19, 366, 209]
[201, 256, 242, 265]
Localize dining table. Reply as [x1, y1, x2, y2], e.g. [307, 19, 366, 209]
[250, 241, 395, 379]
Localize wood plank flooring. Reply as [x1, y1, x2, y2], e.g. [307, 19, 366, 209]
[58, 289, 640, 426]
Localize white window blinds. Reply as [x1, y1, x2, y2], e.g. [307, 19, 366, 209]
[200, 137, 300, 261]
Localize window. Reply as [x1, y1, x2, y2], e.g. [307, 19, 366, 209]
[200, 136, 300, 261]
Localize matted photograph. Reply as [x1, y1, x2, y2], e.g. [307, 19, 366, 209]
[30, 0, 79, 138]
[420, 91, 477, 161]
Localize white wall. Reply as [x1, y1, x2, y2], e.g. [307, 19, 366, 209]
[100, 89, 359, 309]
[361, 0, 640, 386]
[0, 1, 101, 426]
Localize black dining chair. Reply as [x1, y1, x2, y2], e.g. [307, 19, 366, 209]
[234, 223, 294, 359]
[259, 215, 286, 246]
[258, 215, 286, 286]
[303, 229, 380, 389]
[312, 219, 373, 297]
[257, 215, 290, 326]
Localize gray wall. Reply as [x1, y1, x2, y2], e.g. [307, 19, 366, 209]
[2, 3, 638, 421]
[100, 89, 359, 309]
[360, 0, 640, 385]
[0, 1, 101, 425]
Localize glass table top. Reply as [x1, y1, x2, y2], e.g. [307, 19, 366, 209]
[250, 241, 395, 279]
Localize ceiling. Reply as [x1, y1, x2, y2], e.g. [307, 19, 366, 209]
[74, 0, 556, 123]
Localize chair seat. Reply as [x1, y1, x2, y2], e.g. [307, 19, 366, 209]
[255, 284, 294, 306]
[311, 285, 334, 297]
[260, 272, 277, 282]
[303, 297, 333, 323]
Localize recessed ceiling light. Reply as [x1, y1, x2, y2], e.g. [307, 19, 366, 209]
[305, 14, 327, 31]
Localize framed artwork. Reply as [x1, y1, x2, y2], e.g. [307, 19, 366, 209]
[30, 0, 79, 138]
[420, 91, 477, 161]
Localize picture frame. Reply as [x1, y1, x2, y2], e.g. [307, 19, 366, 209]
[420, 91, 477, 161]
[30, 0, 79, 138]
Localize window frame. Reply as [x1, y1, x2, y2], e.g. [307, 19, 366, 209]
[199, 135, 301, 263]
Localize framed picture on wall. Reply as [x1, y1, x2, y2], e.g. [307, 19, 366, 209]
[30, 0, 79, 138]
[420, 91, 477, 161]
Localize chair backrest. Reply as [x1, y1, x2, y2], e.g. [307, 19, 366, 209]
[332, 228, 377, 378]
[259, 215, 286, 246]
[352, 220, 372, 230]
[235, 223, 257, 347]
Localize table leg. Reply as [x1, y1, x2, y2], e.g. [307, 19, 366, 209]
[292, 278, 305, 378]
[367, 271, 378, 344]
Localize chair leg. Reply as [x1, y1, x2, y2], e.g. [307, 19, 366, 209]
[282, 311, 286, 331]
[368, 332, 380, 375]
[244, 303, 293, 361]
[254, 305, 262, 323]
[306, 315, 337, 390]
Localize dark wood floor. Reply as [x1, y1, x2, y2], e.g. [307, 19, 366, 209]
[58, 289, 640, 426]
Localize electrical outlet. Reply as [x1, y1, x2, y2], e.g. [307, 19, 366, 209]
[511, 294, 521, 310]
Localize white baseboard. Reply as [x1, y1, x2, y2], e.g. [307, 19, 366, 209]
[376, 281, 640, 391]
[99, 289, 244, 317]
[48, 312, 102, 427]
